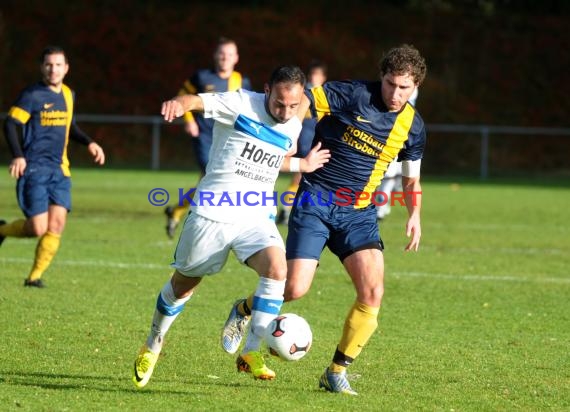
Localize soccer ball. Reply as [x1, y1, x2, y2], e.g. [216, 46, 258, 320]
[264, 313, 312, 361]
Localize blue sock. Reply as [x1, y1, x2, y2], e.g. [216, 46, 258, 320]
[243, 277, 284, 353]
[146, 280, 191, 353]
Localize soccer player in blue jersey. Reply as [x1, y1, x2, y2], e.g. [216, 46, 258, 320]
[0, 46, 105, 288]
[375, 87, 419, 220]
[222, 44, 427, 395]
[164, 37, 252, 238]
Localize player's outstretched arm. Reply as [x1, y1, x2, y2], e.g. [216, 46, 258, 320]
[4, 117, 26, 177]
[161, 95, 204, 122]
[402, 175, 422, 252]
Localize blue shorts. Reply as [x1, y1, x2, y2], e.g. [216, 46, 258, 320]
[17, 166, 71, 217]
[286, 185, 383, 262]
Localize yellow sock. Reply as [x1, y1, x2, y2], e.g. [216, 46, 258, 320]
[329, 363, 346, 373]
[331, 301, 379, 369]
[172, 205, 189, 222]
[27, 231, 61, 281]
[0, 219, 27, 237]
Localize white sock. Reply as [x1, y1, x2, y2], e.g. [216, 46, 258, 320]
[146, 280, 192, 353]
[243, 277, 285, 354]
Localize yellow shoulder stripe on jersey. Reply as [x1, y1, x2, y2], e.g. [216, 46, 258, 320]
[60, 84, 73, 177]
[356, 104, 416, 208]
[228, 71, 242, 91]
[179, 80, 198, 123]
[311, 86, 330, 121]
[180, 80, 197, 95]
[8, 106, 31, 124]
[183, 111, 195, 122]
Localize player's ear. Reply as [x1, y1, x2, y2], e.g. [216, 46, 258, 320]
[264, 83, 270, 95]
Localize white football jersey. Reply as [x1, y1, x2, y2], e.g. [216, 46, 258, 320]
[191, 89, 302, 222]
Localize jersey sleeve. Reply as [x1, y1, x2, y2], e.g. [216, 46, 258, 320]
[3, 117, 24, 157]
[199, 90, 243, 126]
[7, 88, 34, 125]
[69, 123, 93, 145]
[397, 117, 426, 161]
[308, 81, 357, 121]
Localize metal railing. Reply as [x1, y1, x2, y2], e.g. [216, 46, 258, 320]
[3, 113, 570, 178]
[75, 114, 164, 170]
[426, 124, 570, 179]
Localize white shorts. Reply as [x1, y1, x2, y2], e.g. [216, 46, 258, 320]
[172, 212, 285, 277]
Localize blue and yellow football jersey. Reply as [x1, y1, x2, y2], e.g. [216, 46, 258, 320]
[7, 81, 75, 176]
[305, 80, 426, 208]
[179, 69, 252, 130]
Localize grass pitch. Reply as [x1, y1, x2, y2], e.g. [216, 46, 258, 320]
[1, 169, 569, 411]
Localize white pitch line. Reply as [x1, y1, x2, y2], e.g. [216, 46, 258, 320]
[0, 257, 166, 270]
[424, 222, 570, 233]
[2, 257, 569, 285]
[417, 246, 566, 255]
[390, 271, 570, 284]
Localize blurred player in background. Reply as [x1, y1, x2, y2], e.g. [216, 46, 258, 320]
[132, 65, 330, 389]
[277, 59, 327, 225]
[375, 86, 419, 220]
[222, 44, 427, 395]
[0, 46, 105, 288]
[164, 37, 252, 238]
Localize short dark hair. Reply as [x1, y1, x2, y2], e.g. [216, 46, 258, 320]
[380, 44, 426, 86]
[216, 36, 237, 50]
[268, 65, 306, 88]
[40, 45, 67, 64]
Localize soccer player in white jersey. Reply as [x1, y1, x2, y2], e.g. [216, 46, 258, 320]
[132, 65, 330, 388]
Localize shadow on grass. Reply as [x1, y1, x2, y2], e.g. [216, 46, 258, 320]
[0, 369, 303, 395]
[0, 370, 198, 395]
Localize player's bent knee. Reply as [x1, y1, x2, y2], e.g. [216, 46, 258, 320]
[171, 271, 201, 298]
[28, 226, 47, 237]
[265, 264, 287, 281]
[357, 285, 384, 307]
[284, 284, 309, 302]
[372, 286, 385, 306]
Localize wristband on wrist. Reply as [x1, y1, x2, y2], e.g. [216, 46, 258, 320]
[289, 157, 301, 173]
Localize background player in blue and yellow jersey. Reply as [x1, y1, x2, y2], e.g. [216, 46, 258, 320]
[222, 44, 427, 395]
[164, 37, 252, 238]
[0, 45, 105, 288]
